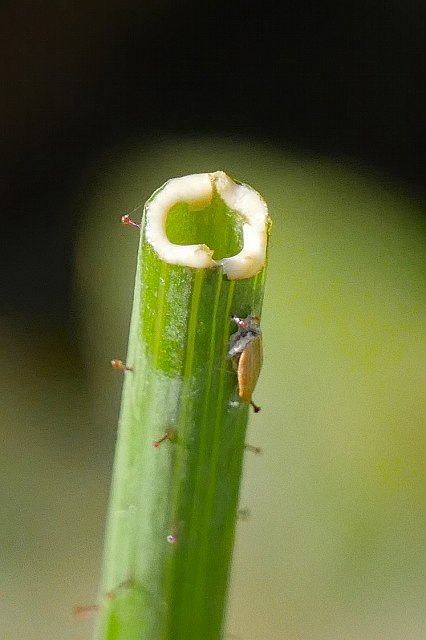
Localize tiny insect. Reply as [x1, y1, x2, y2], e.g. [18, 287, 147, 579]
[227, 314, 263, 413]
[244, 443, 263, 454]
[121, 213, 141, 229]
[111, 358, 133, 372]
[73, 580, 134, 620]
[153, 428, 176, 448]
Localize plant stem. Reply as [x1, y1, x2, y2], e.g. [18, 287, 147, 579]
[94, 172, 270, 640]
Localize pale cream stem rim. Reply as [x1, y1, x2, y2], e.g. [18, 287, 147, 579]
[144, 171, 269, 280]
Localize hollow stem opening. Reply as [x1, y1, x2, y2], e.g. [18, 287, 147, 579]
[165, 194, 243, 261]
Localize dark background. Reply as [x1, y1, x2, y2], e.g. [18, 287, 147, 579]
[1, 0, 424, 322]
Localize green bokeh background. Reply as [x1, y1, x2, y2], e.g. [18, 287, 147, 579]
[1, 138, 425, 640]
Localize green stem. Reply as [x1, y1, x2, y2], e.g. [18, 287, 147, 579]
[94, 172, 270, 640]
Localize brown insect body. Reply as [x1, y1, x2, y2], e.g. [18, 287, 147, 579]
[237, 333, 263, 403]
[228, 314, 263, 412]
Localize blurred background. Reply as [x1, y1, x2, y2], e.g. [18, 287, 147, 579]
[0, 2, 425, 639]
